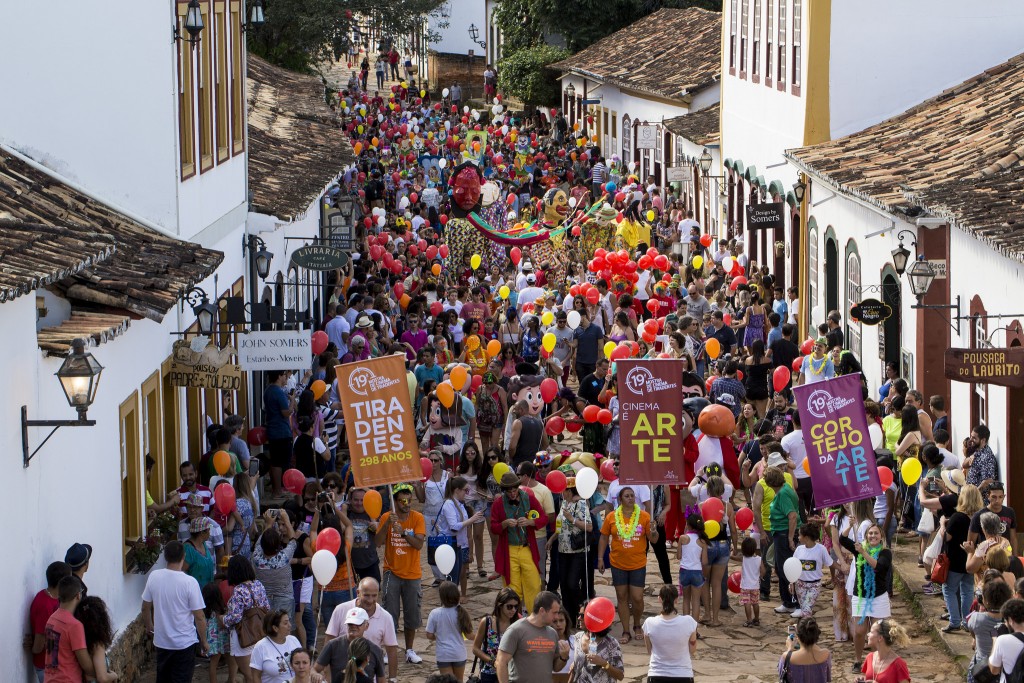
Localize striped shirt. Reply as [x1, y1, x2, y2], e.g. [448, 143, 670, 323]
[319, 405, 342, 451]
[590, 163, 607, 185]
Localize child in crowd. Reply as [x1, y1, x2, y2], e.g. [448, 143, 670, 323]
[791, 524, 833, 619]
[740, 535, 764, 627]
[677, 514, 709, 622]
[426, 581, 475, 682]
[201, 582, 235, 683]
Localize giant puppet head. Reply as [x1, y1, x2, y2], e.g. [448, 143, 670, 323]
[450, 161, 483, 217]
[541, 188, 569, 225]
[507, 374, 545, 416]
[427, 391, 466, 429]
[693, 403, 740, 486]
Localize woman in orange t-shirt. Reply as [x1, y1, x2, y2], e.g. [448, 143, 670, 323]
[597, 487, 659, 644]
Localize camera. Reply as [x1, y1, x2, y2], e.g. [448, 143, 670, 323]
[317, 492, 331, 504]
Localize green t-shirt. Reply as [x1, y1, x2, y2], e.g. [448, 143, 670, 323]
[769, 483, 801, 533]
[882, 415, 902, 452]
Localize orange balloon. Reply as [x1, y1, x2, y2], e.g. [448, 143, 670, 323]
[802, 458, 811, 475]
[450, 365, 468, 391]
[466, 335, 481, 351]
[362, 489, 383, 519]
[436, 382, 455, 408]
[431, 263, 442, 276]
[697, 404, 737, 438]
[400, 293, 411, 309]
[213, 450, 232, 476]
[705, 337, 721, 359]
[487, 339, 502, 358]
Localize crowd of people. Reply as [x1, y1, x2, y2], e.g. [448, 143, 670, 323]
[26, 48, 1017, 683]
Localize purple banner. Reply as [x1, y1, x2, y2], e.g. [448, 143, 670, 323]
[793, 373, 882, 507]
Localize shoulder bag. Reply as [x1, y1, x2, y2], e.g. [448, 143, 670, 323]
[236, 583, 269, 649]
[427, 504, 456, 566]
[779, 650, 793, 683]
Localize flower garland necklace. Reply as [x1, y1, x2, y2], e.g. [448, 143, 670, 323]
[614, 505, 640, 540]
[855, 542, 882, 623]
[807, 354, 828, 376]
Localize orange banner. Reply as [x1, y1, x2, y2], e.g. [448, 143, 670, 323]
[335, 356, 420, 488]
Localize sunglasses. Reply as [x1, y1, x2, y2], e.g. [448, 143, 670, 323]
[487, 455, 499, 460]
[325, 483, 340, 489]
[430, 459, 442, 463]
[503, 603, 520, 611]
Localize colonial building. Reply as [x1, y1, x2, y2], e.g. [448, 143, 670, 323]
[550, 8, 721, 194]
[786, 53, 1024, 510]
[719, 0, 1024, 295]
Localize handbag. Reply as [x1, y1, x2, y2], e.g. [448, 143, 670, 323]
[236, 584, 269, 648]
[779, 651, 793, 683]
[923, 526, 944, 564]
[916, 508, 935, 535]
[931, 551, 950, 584]
[427, 505, 456, 566]
[972, 657, 999, 683]
[466, 657, 481, 683]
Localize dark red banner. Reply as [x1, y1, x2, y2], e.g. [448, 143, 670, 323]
[616, 359, 686, 485]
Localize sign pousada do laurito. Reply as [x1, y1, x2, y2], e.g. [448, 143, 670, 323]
[944, 347, 1024, 388]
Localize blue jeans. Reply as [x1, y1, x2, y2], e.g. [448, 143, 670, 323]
[942, 571, 974, 627]
[320, 588, 353, 624]
[300, 601, 316, 651]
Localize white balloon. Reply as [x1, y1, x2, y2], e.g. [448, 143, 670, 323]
[463, 106, 470, 114]
[869, 422, 883, 450]
[438, 158, 447, 169]
[311, 549, 338, 586]
[493, 97, 500, 105]
[722, 256, 735, 272]
[444, 121, 451, 130]
[568, 197, 578, 208]
[567, 310, 581, 330]
[377, 216, 386, 227]
[443, 88, 451, 97]
[473, 111, 481, 121]
[377, 113, 384, 122]
[399, 197, 410, 209]
[783, 556, 803, 584]
[575, 467, 599, 499]
[434, 544, 457, 576]
[628, 161, 636, 172]
[502, 125, 509, 135]
[413, 125, 420, 133]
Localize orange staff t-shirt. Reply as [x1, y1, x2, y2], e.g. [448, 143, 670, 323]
[379, 510, 426, 579]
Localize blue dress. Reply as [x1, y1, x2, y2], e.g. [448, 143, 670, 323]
[743, 308, 766, 348]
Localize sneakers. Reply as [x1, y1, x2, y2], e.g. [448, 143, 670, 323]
[406, 649, 423, 664]
[940, 623, 962, 634]
[922, 583, 942, 596]
[774, 605, 793, 614]
[790, 609, 806, 618]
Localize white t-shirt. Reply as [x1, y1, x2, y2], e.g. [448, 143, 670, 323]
[793, 542, 833, 582]
[787, 298, 800, 325]
[677, 218, 700, 237]
[250, 635, 302, 683]
[990, 632, 1024, 683]
[635, 271, 652, 300]
[325, 600, 399, 651]
[782, 431, 808, 480]
[741, 555, 762, 590]
[141, 568, 205, 650]
[642, 614, 698, 677]
[607, 482, 651, 510]
[517, 286, 545, 310]
[940, 447, 962, 469]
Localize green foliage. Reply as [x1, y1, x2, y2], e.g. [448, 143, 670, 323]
[249, 0, 446, 72]
[498, 45, 569, 106]
[494, 0, 719, 55]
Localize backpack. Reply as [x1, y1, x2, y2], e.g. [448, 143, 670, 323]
[1004, 634, 1024, 683]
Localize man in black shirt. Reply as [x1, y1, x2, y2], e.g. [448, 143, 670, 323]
[968, 481, 1017, 546]
[709, 310, 738, 356]
[578, 359, 609, 406]
[770, 323, 800, 373]
[825, 311, 844, 350]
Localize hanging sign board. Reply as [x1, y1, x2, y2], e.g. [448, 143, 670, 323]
[169, 340, 243, 390]
[944, 348, 1024, 388]
[238, 331, 312, 371]
[666, 167, 691, 182]
[636, 125, 658, 150]
[850, 298, 892, 326]
[290, 244, 349, 271]
[745, 202, 785, 231]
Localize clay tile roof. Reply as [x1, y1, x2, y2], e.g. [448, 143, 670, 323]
[549, 8, 722, 101]
[663, 103, 720, 146]
[247, 55, 356, 220]
[785, 53, 1024, 215]
[37, 310, 132, 356]
[901, 168, 1024, 263]
[0, 219, 115, 303]
[0, 149, 223, 322]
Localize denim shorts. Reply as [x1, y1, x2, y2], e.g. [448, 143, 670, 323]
[679, 569, 705, 588]
[611, 566, 647, 587]
[707, 539, 731, 566]
[438, 660, 468, 668]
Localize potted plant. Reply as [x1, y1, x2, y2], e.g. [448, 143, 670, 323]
[126, 536, 162, 574]
[151, 512, 179, 544]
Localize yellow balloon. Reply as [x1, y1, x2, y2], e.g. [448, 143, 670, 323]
[470, 254, 482, 270]
[900, 457, 923, 486]
[509, 133, 517, 143]
[646, 210, 656, 221]
[357, 125, 364, 134]
[576, 138, 584, 147]
[401, 81, 409, 89]
[542, 333, 556, 353]
[542, 311, 554, 326]
[704, 520, 721, 538]
[436, 382, 455, 408]
[692, 255, 704, 269]
[498, 285, 510, 299]
[420, 90, 426, 98]
[604, 341, 617, 360]
[492, 462, 510, 481]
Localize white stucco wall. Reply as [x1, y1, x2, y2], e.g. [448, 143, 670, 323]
[431, 0, 486, 57]
[829, 0, 1024, 139]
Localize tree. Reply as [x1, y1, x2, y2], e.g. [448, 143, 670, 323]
[250, 0, 447, 72]
[498, 45, 569, 106]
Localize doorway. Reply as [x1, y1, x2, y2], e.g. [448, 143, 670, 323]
[825, 237, 839, 316]
[881, 272, 901, 371]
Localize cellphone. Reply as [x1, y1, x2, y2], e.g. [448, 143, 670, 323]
[269, 509, 279, 518]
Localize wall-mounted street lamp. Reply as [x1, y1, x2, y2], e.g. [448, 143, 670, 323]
[792, 180, 806, 204]
[22, 338, 103, 467]
[565, 82, 576, 99]
[243, 0, 265, 31]
[245, 235, 274, 280]
[183, 286, 218, 336]
[173, 0, 205, 46]
[467, 23, 486, 49]
[891, 229, 960, 334]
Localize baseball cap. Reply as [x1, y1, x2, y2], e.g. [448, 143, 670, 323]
[526, 274, 536, 284]
[345, 607, 370, 625]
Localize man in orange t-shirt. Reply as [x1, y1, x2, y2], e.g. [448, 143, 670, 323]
[374, 483, 426, 664]
[596, 487, 658, 642]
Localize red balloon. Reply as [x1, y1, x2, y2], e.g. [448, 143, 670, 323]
[566, 420, 583, 433]
[426, 245, 439, 260]
[545, 416, 565, 436]
[800, 337, 815, 355]
[728, 571, 742, 594]
[418, 239, 428, 251]
[215, 484, 236, 515]
[420, 457, 433, 480]
[582, 405, 601, 423]
[283, 469, 306, 496]
[394, 282, 405, 298]
[316, 527, 342, 555]
[471, 374, 483, 391]
[594, 248, 607, 259]
[642, 331, 656, 343]
[312, 330, 329, 356]
[410, 193, 419, 203]
[246, 426, 268, 446]
[600, 458, 617, 482]
[700, 234, 713, 247]
[646, 247, 659, 259]
[737, 370, 744, 381]
[723, 313, 732, 326]
[735, 507, 754, 531]
[877, 465, 894, 489]
[792, 356, 804, 373]
[439, 214, 449, 225]
[439, 245, 449, 259]
[586, 288, 600, 305]
[637, 255, 653, 270]
[772, 366, 792, 392]
[654, 254, 670, 270]
[510, 247, 522, 265]
[701, 497, 725, 523]
[569, 285, 581, 297]
[430, 301, 444, 317]
[540, 378, 559, 403]
[546, 469, 567, 494]
[597, 409, 613, 425]
[583, 597, 616, 632]
[610, 344, 631, 362]
[646, 299, 659, 314]
[369, 244, 383, 260]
